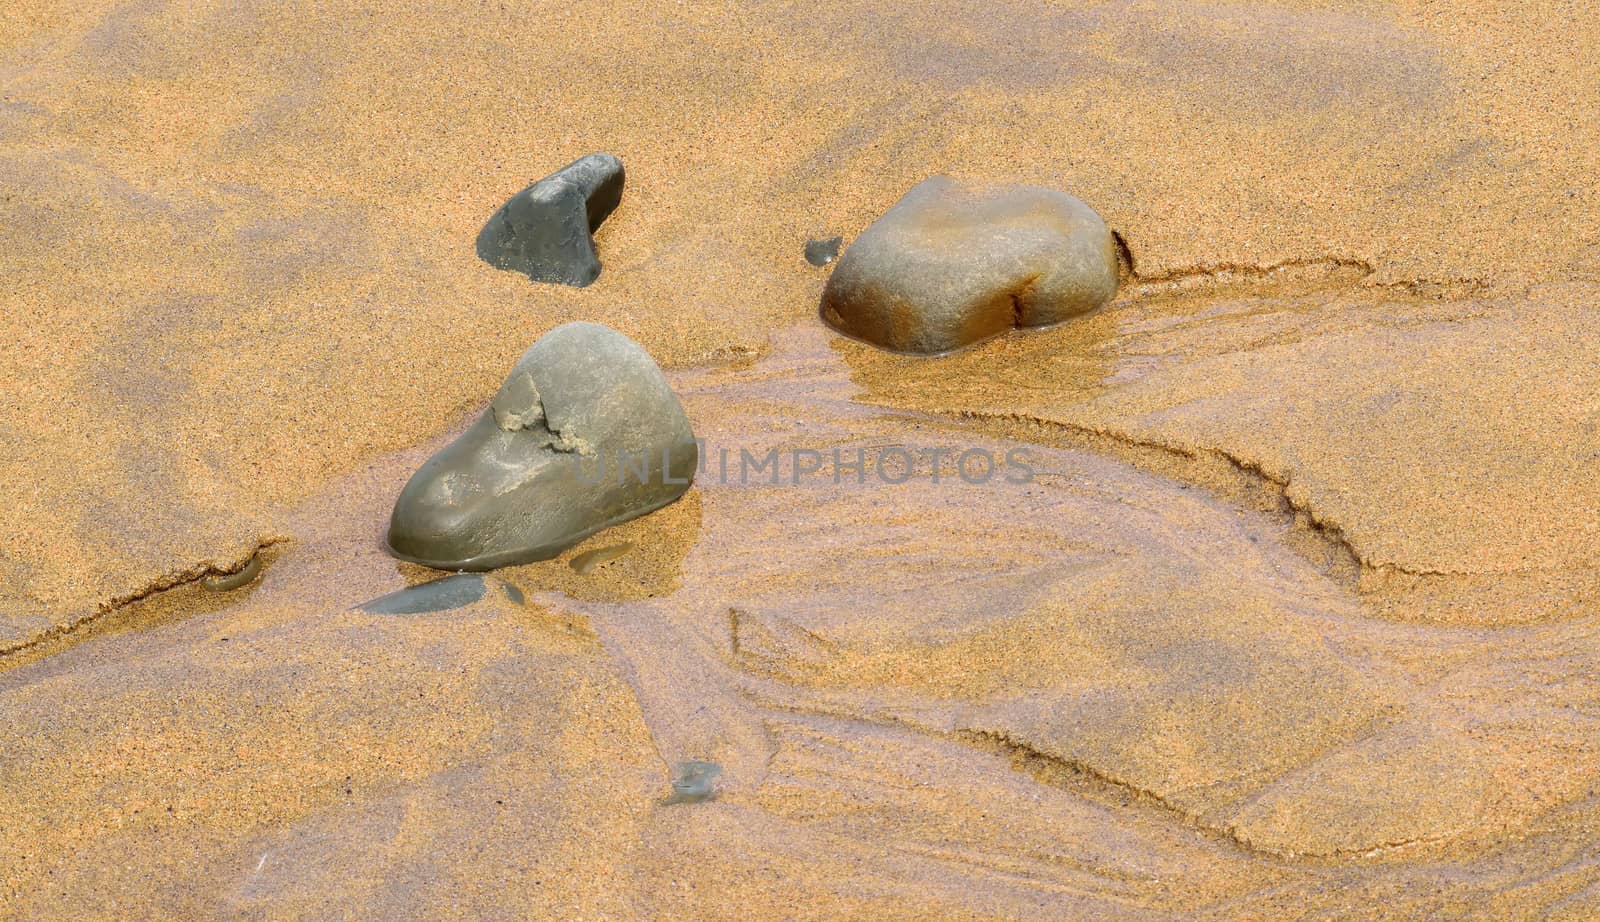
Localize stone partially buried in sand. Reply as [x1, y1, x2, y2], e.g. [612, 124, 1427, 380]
[358, 573, 487, 614]
[387, 322, 698, 571]
[476, 153, 625, 287]
[821, 176, 1119, 354]
[663, 760, 722, 805]
[804, 236, 843, 267]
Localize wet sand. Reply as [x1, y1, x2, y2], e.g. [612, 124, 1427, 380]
[4, 0, 1600, 918]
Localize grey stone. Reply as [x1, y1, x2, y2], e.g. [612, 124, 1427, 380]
[663, 760, 722, 804]
[820, 176, 1119, 354]
[387, 322, 697, 571]
[358, 574, 487, 615]
[475, 153, 625, 287]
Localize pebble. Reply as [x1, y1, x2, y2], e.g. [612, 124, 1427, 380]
[358, 574, 486, 614]
[475, 153, 625, 287]
[200, 552, 262, 592]
[804, 236, 843, 266]
[663, 760, 722, 804]
[569, 542, 635, 575]
[820, 176, 1118, 354]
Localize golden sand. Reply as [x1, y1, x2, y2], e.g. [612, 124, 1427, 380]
[3, 0, 1599, 917]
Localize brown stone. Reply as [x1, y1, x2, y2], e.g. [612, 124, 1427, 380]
[821, 177, 1119, 354]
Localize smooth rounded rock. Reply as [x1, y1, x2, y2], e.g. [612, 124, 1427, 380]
[476, 153, 625, 287]
[820, 176, 1119, 354]
[387, 322, 698, 571]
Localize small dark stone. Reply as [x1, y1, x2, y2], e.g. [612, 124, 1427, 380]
[476, 153, 625, 287]
[804, 236, 843, 267]
[358, 574, 486, 614]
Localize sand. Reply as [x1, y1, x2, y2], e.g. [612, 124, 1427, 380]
[2, 0, 1599, 917]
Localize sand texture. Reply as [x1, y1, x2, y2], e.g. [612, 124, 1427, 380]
[3, 0, 1600, 918]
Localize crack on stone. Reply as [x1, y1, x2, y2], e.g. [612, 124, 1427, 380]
[491, 372, 594, 456]
[491, 370, 546, 431]
[1007, 273, 1041, 328]
[544, 425, 595, 456]
[526, 419, 594, 456]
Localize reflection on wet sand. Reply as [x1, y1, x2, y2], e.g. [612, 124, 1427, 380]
[842, 270, 1600, 625]
[3, 316, 1600, 916]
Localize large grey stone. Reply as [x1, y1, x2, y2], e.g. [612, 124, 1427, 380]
[820, 176, 1119, 354]
[387, 322, 697, 570]
[475, 153, 625, 287]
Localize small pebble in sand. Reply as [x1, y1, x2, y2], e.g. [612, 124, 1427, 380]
[569, 542, 635, 575]
[387, 322, 698, 570]
[200, 553, 262, 592]
[476, 153, 625, 287]
[821, 176, 1118, 354]
[804, 236, 843, 266]
[358, 573, 487, 614]
[663, 760, 722, 805]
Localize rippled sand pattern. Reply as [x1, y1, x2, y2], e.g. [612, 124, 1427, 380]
[3, 0, 1599, 918]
